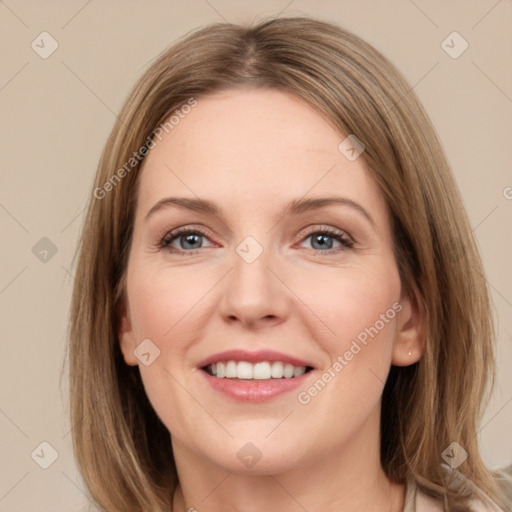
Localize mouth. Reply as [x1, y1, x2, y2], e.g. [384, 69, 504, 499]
[197, 349, 316, 402]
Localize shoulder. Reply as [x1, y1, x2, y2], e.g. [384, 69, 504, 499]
[403, 479, 444, 512]
[404, 470, 508, 512]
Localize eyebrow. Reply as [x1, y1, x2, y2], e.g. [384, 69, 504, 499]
[144, 196, 375, 228]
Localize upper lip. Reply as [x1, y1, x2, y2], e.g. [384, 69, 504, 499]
[197, 349, 315, 369]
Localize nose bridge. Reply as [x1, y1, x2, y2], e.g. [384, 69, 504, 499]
[219, 233, 288, 326]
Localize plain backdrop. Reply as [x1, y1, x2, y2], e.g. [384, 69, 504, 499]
[0, 1, 511, 510]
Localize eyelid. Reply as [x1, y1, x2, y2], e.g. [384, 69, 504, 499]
[297, 224, 353, 242]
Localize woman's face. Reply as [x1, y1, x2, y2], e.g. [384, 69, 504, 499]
[119, 88, 421, 474]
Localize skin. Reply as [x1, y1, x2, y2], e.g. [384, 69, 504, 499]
[118, 88, 424, 512]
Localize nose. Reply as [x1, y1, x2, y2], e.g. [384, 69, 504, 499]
[218, 240, 290, 330]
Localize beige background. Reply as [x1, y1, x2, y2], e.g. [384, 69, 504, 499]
[1, 1, 511, 510]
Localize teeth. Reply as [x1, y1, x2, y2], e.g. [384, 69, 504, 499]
[293, 366, 306, 377]
[225, 361, 237, 378]
[283, 364, 294, 378]
[237, 361, 253, 379]
[271, 361, 284, 378]
[253, 362, 271, 379]
[206, 360, 309, 379]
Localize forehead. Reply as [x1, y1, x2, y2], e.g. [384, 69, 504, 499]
[136, 88, 387, 220]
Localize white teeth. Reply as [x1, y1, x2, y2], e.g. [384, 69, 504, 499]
[237, 361, 253, 379]
[206, 360, 309, 380]
[271, 361, 284, 378]
[225, 361, 237, 378]
[283, 364, 294, 378]
[253, 362, 271, 379]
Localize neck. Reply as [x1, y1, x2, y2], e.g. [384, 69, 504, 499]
[173, 468, 404, 512]
[170, 407, 405, 512]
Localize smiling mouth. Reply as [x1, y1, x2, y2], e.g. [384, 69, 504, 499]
[202, 361, 314, 380]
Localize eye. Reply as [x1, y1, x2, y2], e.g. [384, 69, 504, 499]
[159, 225, 354, 255]
[299, 227, 354, 253]
[160, 227, 215, 254]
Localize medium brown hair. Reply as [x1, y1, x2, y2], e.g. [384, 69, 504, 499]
[67, 16, 506, 511]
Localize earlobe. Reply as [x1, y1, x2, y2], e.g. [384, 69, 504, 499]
[392, 287, 425, 367]
[117, 300, 139, 366]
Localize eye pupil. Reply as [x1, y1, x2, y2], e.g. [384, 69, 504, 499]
[182, 233, 201, 249]
[312, 233, 333, 250]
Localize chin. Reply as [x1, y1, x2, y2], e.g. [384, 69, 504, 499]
[200, 435, 309, 476]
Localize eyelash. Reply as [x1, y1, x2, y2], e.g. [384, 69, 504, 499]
[159, 225, 354, 255]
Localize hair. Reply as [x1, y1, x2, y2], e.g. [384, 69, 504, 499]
[66, 15, 508, 512]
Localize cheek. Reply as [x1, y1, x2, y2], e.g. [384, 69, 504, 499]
[127, 262, 211, 347]
[125, 262, 215, 437]
[301, 262, 401, 358]
[291, 270, 401, 439]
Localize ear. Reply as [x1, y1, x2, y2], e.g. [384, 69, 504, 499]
[392, 285, 425, 366]
[117, 298, 139, 366]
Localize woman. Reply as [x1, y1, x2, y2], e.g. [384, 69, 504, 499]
[67, 16, 511, 512]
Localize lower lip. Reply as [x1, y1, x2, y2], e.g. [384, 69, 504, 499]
[200, 369, 313, 403]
